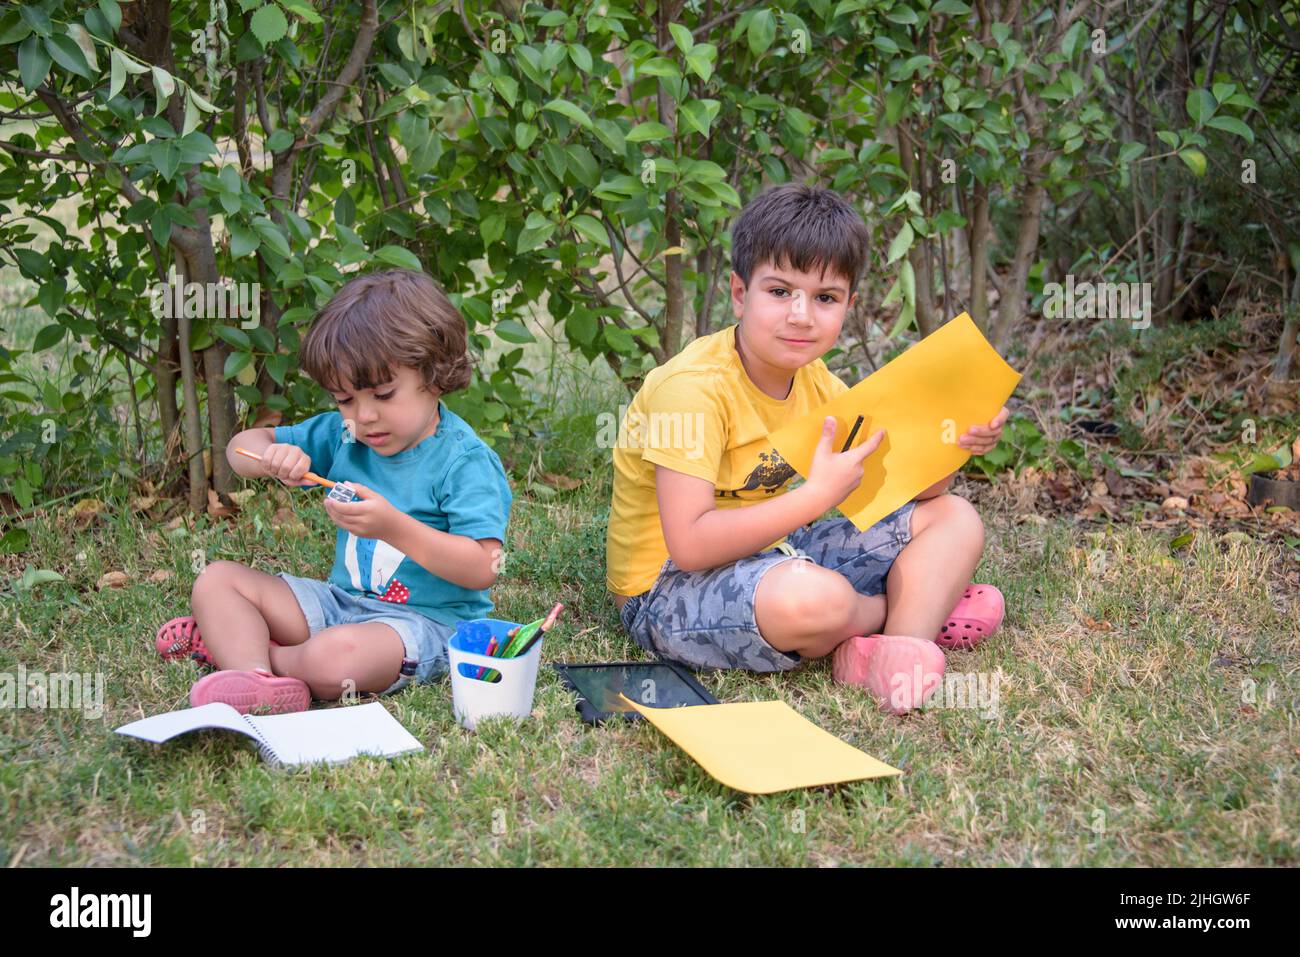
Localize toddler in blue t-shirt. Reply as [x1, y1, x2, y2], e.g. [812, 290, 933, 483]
[155, 269, 513, 715]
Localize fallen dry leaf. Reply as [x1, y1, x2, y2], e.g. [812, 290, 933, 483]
[1103, 468, 1128, 498]
[270, 506, 307, 537]
[207, 488, 237, 519]
[97, 571, 129, 589]
[67, 498, 105, 527]
[228, 489, 257, 507]
[539, 472, 582, 491]
[146, 569, 173, 584]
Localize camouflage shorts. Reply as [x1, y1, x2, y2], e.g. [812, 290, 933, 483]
[618, 502, 916, 673]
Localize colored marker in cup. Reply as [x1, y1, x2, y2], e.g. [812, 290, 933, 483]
[481, 603, 564, 683]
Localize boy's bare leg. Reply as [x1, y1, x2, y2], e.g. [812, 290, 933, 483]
[268, 624, 405, 700]
[191, 561, 311, 672]
[882, 495, 984, 640]
[756, 561, 888, 658]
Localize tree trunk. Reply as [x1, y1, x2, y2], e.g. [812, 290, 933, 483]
[155, 307, 182, 489]
[968, 180, 991, 332]
[663, 191, 685, 356]
[174, 250, 208, 513]
[897, 118, 936, 335]
[695, 245, 713, 338]
[178, 214, 237, 498]
[1271, 270, 1300, 382]
[992, 168, 1047, 349]
[1154, 196, 1180, 318]
[254, 255, 284, 407]
[656, 0, 684, 355]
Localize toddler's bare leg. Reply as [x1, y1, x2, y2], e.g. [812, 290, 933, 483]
[190, 561, 311, 672]
[268, 624, 405, 700]
[882, 495, 984, 640]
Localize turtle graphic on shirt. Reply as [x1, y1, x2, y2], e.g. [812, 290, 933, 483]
[719, 449, 796, 498]
[343, 533, 411, 604]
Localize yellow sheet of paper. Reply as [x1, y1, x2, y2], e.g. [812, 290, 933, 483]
[622, 696, 900, 794]
[769, 312, 1021, 531]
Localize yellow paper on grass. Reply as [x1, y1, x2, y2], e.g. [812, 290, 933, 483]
[622, 695, 900, 794]
[769, 313, 1022, 532]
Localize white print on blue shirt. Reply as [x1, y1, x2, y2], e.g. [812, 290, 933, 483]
[343, 532, 412, 604]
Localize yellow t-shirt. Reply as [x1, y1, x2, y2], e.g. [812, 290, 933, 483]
[606, 324, 848, 596]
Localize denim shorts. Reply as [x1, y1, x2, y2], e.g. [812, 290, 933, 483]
[277, 572, 455, 695]
[618, 503, 916, 674]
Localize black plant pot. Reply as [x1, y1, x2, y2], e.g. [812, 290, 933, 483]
[1247, 471, 1300, 510]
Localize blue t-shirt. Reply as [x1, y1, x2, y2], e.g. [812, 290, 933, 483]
[274, 404, 512, 625]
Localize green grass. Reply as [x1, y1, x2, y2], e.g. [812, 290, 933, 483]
[1, 474, 1296, 866]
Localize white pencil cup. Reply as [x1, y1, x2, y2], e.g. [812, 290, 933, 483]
[447, 619, 544, 731]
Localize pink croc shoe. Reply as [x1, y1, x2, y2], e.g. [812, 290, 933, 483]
[189, 669, 310, 715]
[156, 616, 283, 668]
[156, 616, 215, 667]
[833, 634, 946, 714]
[936, 585, 1005, 650]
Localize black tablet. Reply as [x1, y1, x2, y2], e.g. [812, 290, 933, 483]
[552, 661, 719, 724]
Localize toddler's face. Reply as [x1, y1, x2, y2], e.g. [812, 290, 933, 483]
[730, 260, 855, 374]
[329, 365, 441, 455]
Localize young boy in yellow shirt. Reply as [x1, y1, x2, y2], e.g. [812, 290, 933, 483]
[606, 184, 1009, 714]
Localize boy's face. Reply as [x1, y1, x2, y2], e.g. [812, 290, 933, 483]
[729, 260, 856, 382]
[329, 365, 441, 455]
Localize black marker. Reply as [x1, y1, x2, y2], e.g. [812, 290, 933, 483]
[841, 415, 864, 452]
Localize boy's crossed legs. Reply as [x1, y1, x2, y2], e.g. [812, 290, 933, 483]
[191, 561, 405, 700]
[619, 494, 986, 710]
[755, 494, 983, 657]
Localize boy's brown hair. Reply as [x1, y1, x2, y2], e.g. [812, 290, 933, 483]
[730, 184, 872, 291]
[300, 269, 473, 396]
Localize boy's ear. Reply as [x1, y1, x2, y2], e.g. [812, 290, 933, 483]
[729, 271, 747, 317]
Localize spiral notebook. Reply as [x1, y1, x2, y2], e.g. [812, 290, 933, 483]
[115, 702, 424, 768]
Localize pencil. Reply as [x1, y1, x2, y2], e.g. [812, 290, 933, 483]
[840, 415, 864, 452]
[234, 447, 336, 489]
[515, 603, 565, 657]
[475, 636, 499, 680]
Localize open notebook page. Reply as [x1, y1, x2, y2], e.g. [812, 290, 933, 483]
[116, 702, 424, 767]
[116, 702, 259, 743]
[245, 702, 423, 766]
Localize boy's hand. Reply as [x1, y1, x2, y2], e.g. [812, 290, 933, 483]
[323, 483, 401, 540]
[262, 442, 316, 487]
[806, 416, 886, 511]
[957, 406, 1009, 456]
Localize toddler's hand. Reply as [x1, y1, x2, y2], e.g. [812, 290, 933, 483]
[957, 406, 1009, 456]
[806, 416, 886, 511]
[323, 483, 400, 540]
[262, 443, 315, 487]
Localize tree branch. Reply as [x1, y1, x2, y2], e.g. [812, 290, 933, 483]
[33, 87, 145, 206]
